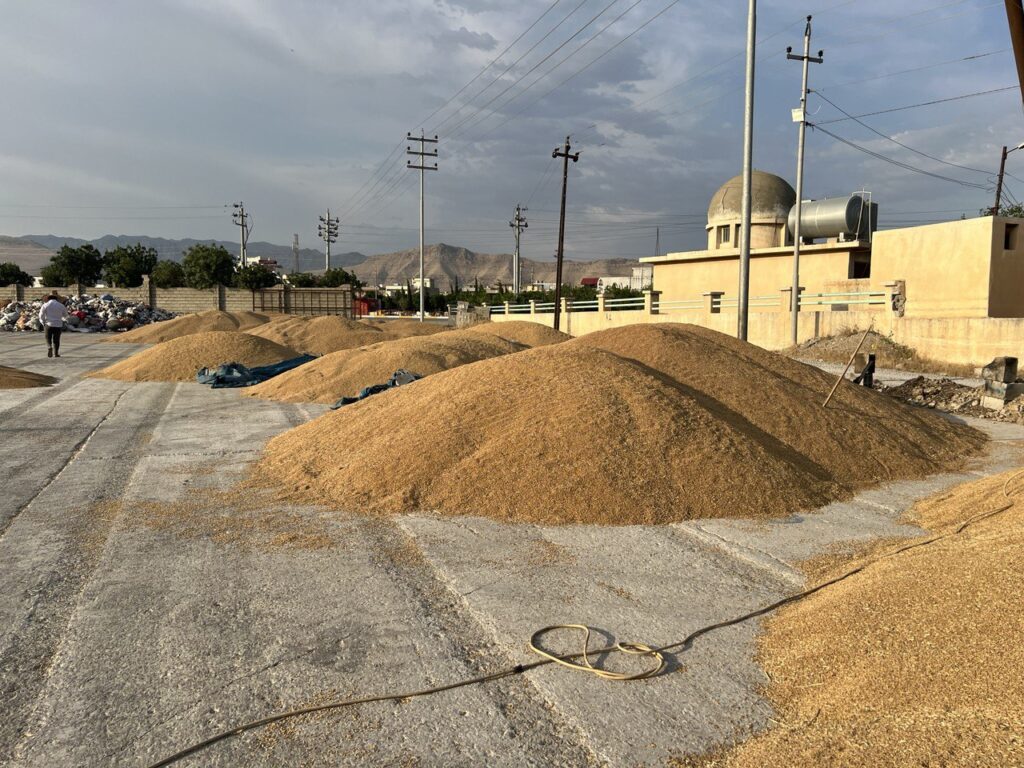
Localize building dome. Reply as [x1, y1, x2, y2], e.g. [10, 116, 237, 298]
[707, 170, 796, 225]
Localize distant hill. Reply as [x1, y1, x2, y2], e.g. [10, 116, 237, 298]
[0, 236, 55, 275]
[352, 243, 637, 288]
[17, 235, 366, 273]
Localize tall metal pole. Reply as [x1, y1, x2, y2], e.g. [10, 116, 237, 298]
[292, 234, 299, 274]
[318, 210, 338, 271]
[407, 132, 438, 322]
[995, 145, 1009, 214]
[787, 17, 824, 346]
[326, 208, 332, 270]
[552, 136, 579, 333]
[737, 0, 756, 341]
[232, 202, 250, 268]
[510, 204, 528, 294]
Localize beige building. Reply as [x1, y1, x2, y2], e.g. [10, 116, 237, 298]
[643, 170, 1024, 320]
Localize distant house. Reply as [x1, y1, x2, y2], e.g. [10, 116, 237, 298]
[580, 277, 599, 288]
[596, 276, 631, 293]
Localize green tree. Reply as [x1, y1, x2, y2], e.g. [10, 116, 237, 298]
[234, 263, 279, 290]
[287, 272, 317, 287]
[45, 244, 104, 286]
[103, 243, 157, 287]
[602, 285, 643, 300]
[998, 203, 1024, 218]
[181, 243, 234, 289]
[320, 267, 362, 289]
[0, 262, 34, 287]
[151, 260, 186, 288]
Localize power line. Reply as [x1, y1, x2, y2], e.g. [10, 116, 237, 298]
[810, 124, 991, 190]
[814, 86, 1018, 125]
[817, 49, 1008, 90]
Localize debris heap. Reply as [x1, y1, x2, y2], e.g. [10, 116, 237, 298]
[884, 375, 1024, 424]
[89, 331, 300, 382]
[257, 324, 984, 525]
[104, 310, 275, 344]
[1, 294, 175, 333]
[246, 329, 523, 404]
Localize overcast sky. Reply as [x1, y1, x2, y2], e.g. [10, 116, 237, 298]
[0, 0, 1019, 263]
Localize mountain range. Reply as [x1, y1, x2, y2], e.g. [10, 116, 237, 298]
[0, 235, 638, 287]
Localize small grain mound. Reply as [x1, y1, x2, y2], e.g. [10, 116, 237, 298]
[89, 331, 299, 382]
[0, 365, 57, 389]
[574, 324, 983, 489]
[256, 324, 982, 525]
[246, 315, 393, 355]
[360, 318, 449, 337]
[719, 469, 1024, 767]
[245, 330, 523, 404]
[104, 310, 276, 344]
[464, 320, 570, 347]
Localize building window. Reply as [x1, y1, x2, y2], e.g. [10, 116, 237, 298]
[717, 225, 731, 248]
[1005, 223, 1018, 250]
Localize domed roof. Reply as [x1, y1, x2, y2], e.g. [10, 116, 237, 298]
[707, 170, 796, 224]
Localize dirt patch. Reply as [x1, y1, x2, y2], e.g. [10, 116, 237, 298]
[88, 331, 299, 382]
[247, 315, 393, 355]
[104, 310, 277, 344]
[0, 365, 57, 388]
[786, 328, 975, 377]
[464, 320, 570, 348]
[131, 486, 339, 552]
[244, 329, 523, 404]
[255, 324, 983, 525]
[716, 469, 1024, 768]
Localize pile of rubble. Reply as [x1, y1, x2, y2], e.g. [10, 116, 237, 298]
[883, 376, 1024, 424]
[0, 294, 175, 333]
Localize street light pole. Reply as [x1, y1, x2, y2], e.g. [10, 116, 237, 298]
[737, 0, 756, 341]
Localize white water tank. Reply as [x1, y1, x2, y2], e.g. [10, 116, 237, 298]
[787, 194, 874, 239]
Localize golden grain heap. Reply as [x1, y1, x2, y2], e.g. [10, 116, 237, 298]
[257, 324, 984, 524]
[246, 329, 524, 404]
[464, 320, 570, 347]
[89, 331, 299, 382]
[245, 315, 392, 355]
[0, 365, 57, 389]
[360, 318, 449, 337]
[104, 310, 276, 344]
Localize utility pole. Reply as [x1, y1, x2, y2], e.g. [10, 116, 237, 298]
[995, 145, 1008, 214]
[407, 132, 438, 321]
[292, 234, 299, 274]
[787, 16, 824, 346]
[318, 210, 339, 271]
[552, 136, 579, 332]
[737, 0, 756, 341]
[654, 226, 660, 258]
[510, 204, 528, 294]
[232, 202, 251, 268]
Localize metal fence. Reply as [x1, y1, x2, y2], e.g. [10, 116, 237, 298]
[253, 287, 354, 317]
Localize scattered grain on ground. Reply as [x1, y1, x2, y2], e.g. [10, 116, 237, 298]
[0, 365, 57, 388]
[716, 468, 1024, 768]
[246, 315, 393, 355]
[104, 310, 277, 344]
[245, 329, 523, 404]
[88, 331, 299, 382]
[464, 320, 570, 347]
[256, 324, 983, 524]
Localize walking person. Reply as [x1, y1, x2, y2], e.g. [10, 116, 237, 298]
[38, 293, 69, 358]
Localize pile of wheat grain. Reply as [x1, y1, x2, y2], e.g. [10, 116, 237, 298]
[246, 315, 393, 355]
[464, 321, 569, 347]
[104, 310, 276, 344]
[0, 365, 57, 389]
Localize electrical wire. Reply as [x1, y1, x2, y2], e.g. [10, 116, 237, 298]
[816, 49, 1009, 91]
[814, 86, 1018, 125]
[144, 470, 1024, 768]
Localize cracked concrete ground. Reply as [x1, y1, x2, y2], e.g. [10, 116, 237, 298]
[2, 332, 1021, 767]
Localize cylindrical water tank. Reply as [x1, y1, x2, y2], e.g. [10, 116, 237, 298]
[787, 195, 867, 239]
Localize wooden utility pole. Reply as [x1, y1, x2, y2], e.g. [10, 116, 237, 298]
[407, 132, 438, 321]
[552, 136, 579, 332]
[787, 16, 824, 346]
[1006, 1, 1024, 109]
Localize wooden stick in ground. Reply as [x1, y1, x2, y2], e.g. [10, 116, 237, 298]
[822, 325, 873, 408]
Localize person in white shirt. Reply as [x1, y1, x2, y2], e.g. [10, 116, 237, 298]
[38, 294, 69, 358]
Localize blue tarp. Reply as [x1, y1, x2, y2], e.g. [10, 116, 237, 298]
[196, 354, 316, 388]
[330, 369, 422, 409]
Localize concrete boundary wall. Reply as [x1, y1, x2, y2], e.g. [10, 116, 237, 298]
[491, 307, 1024, 368]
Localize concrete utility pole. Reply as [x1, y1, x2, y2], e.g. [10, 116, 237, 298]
[654, 226, 660, 258]
[232, 202, 251, 268]
[292, 234, 299, 274]
[509, 204, 528, 294]
[552, 136, 579, 333]
[737, 0, 756, 341]
[787, 16, 824, 346]
[318, 210, 339, 271]
[407, 132, 438, 322]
